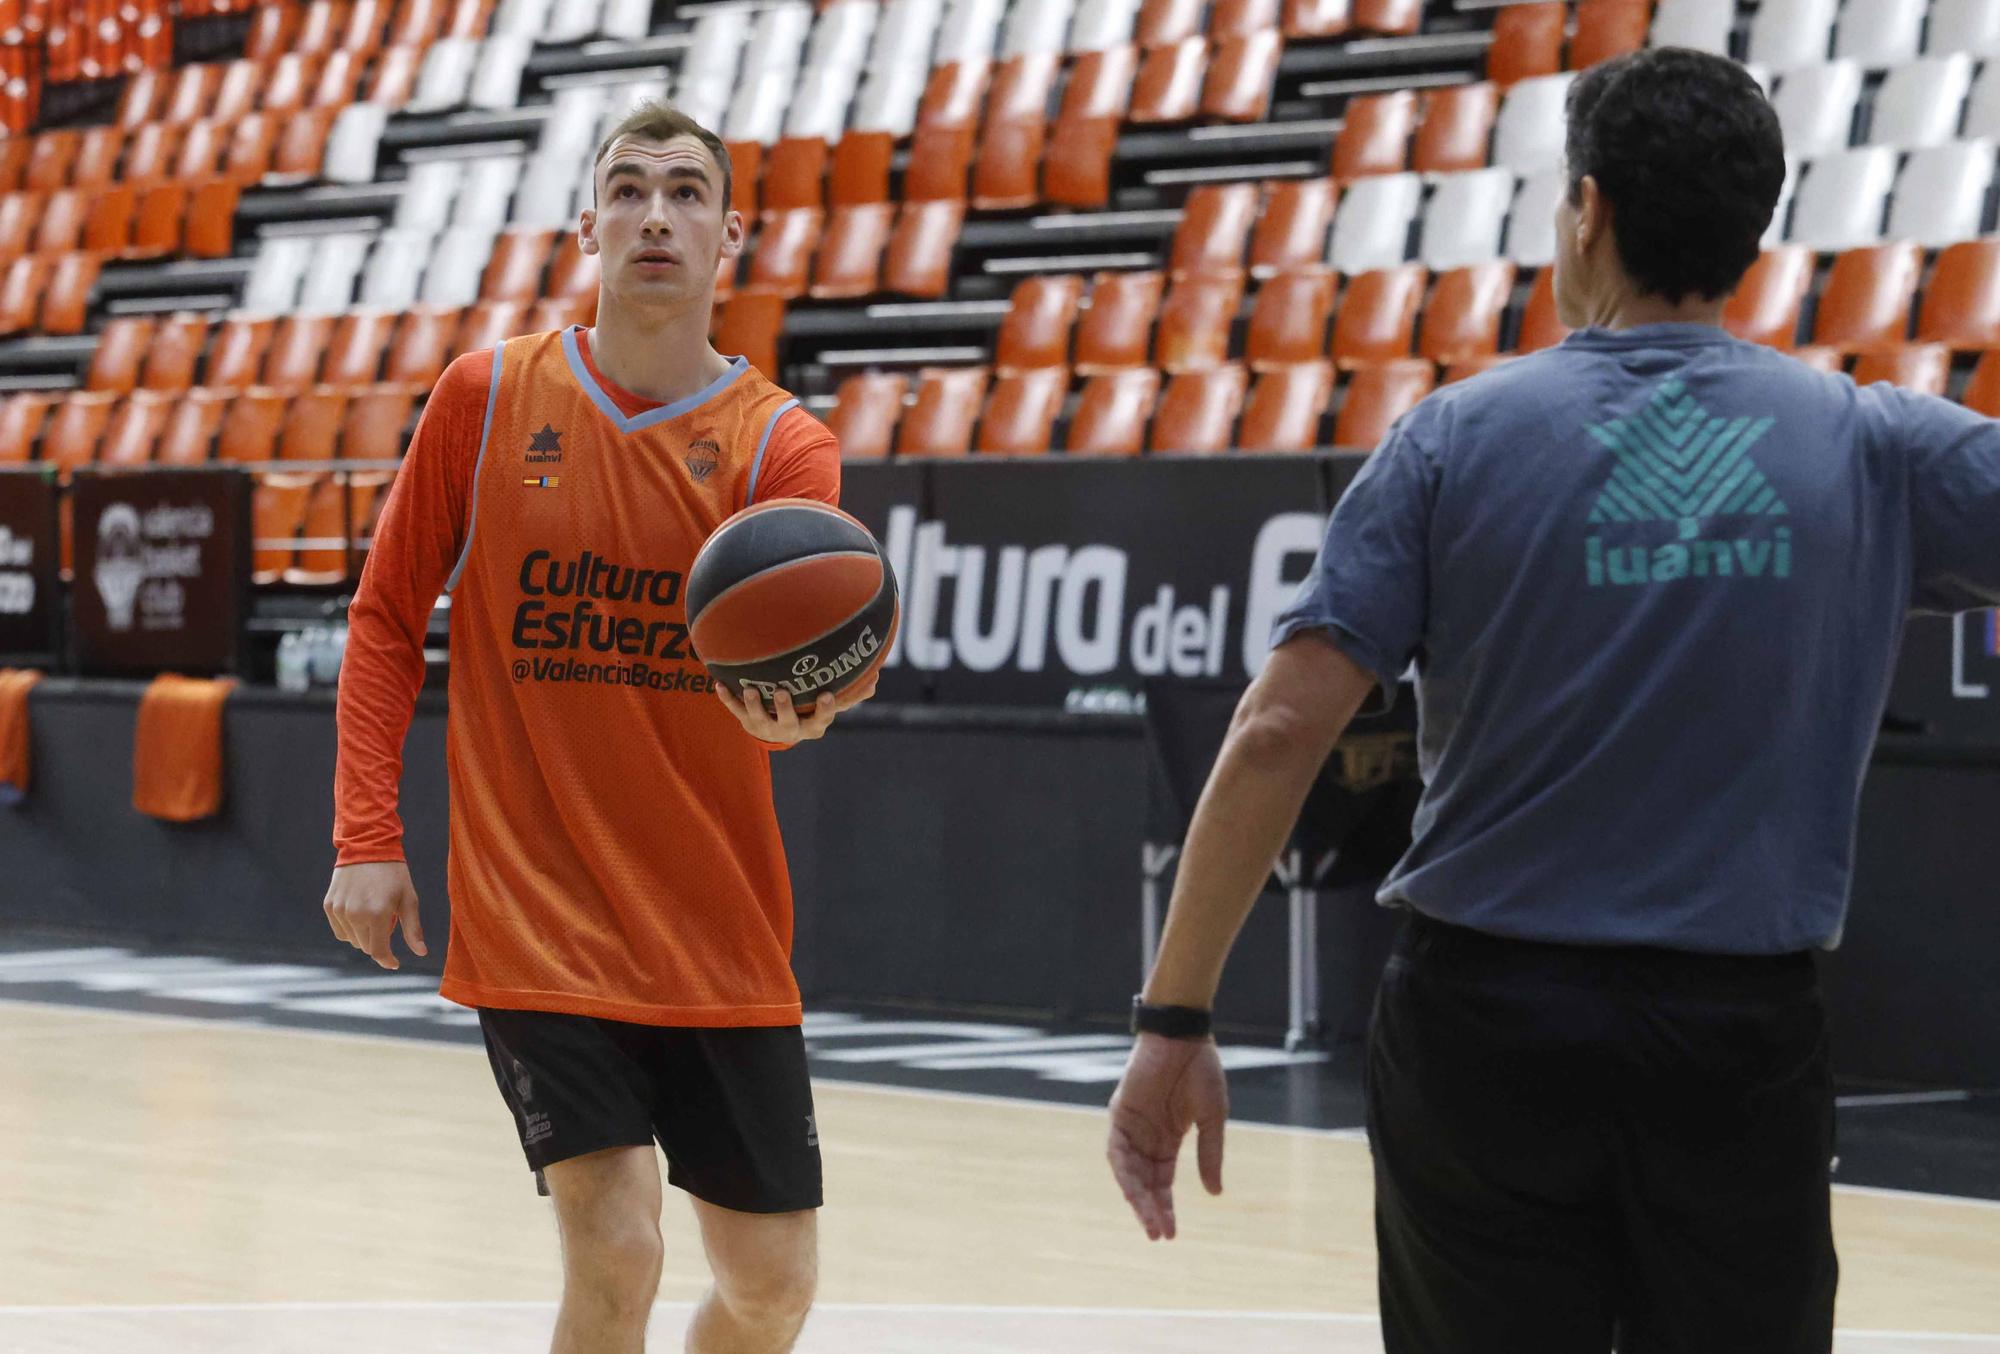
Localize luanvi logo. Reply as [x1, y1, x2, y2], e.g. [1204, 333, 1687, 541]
[685, 437, 720, 482]
[1583, 378, 1793, 588]
[526, 424, 563, 464]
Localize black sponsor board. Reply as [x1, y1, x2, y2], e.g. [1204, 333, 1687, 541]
[1885, 610, 2000, 748]
[0, 468, 60, 666]
[70, 467, 251, 678]
[840, 455, 1353, 707]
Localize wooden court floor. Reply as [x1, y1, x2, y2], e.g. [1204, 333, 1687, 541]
[2, 998, 1996, 1353]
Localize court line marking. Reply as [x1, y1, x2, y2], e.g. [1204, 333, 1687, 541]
[1836, 1090, 1976, 1108]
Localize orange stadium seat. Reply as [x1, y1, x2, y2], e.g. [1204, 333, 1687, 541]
[812, 204, 895, 300]
[748, 209, 824, 298]
[1210, 0, 1281, 38]
[312, 49, 369, 108]
[223, 113, 282, 182]
[89, 318, 158, 394]
[545, 235, 600, 300]
[919, 62, 989, 129]
[1334, 90, 1418, 183]
[342, 0, 397, 54]
[0, 192, 37, 261]
[1852, 344, 1951, 395]
[1355, 0, 1423, 35]
[1333, 264, 1427, 366]
[42, 391, 119, 477]
[482, 228, 556, 304]
[0, 138, 27, 192]
[1489, 3, 1565, 86]
[0, 256, 50, 335]
[977, 367, 1070, 455]
[1571, 0, 1651, 69]
[830, 132, 893, 207]
[1250, 177, 1337, 276]
[265, 316, 336, 394]
[1284, 0, 1352, 38]
[1171, 183, 1260, 279]
[1419, 261, 1516, 365]
[212, 60, 264, 124]
[986, 53, 1061, 123]
[293, 1, 346, 54]
[365, 44, 427, 108]
[218, 389, 289, 463]
[1334, 358, 1434, 448]
[1789, 346, 1844, 374]
[122, 123, 186, 185]
[155, 389, 230, 465]
[456, 302, 534, 358]
[173, 120, 229, 182]
[41, 253, 101, 337]
[117, 69, 166, 130]
[390, 0, 452, 45]
[252, 473, 317, 584]
[73, 127, 124, 187]
[1156, 274, 1244, 373]
[162, 65, 223, 126]
[245, 4, 301, 60]
[897, 367, 989, 457]
[446, 0, 501, 40]
[1075, 270, 1165, 374]
[828, 372, 910, 460]
[22, 131, 76, 191]
[0, 392, 56, 462]
[142, 315, 211, 392]
[1413, 82, 1499, 175]
[1044, 117, 1119, 208]
[342, 386, 419, 461]
[1130, 37, 1208, 124]
[713, 292, 785, 379]
[1247, 267, 1336, 369]
[1813, 243, 1923, 351]
[972, 119, 1045, 211]
[385, 306, 462, 387]
[904, 123, 976, 201]
[1518, 268, 1570, 351]
[1239, 360, 1335, 450]
[264, 54, 321, 113]
[289, 476, 361, 585]
[1061, 47, 1139, 122]
[1138, 0, 1206, 47]
[99, 391, 176, 469]
[1723, 246, 1814, 349]
[1917, 240, 2000, 347]
[279, 388, 350, 461]
[34, 189, 90, 255]
[84, 186, 140, 256]
[996, 275, 1085, 373]
[1962, 349, 2000, 417]
[1067, 368, 1160, 456]
[764, 137, 829, 212]
[207, 318, 278, 392]
[883, 200, 964, 298]
[1202, 30, 1282, 122]
[1152, 364, 1248, 453]
[726, 140, 763, 218]
[532, 295, 594, 332]
[273, 108, 339, 178]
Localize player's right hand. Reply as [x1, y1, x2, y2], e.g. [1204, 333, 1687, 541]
[323, 860, 427, 971]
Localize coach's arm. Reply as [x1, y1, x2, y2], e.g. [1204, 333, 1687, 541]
[1106, 632, 1378, 1241]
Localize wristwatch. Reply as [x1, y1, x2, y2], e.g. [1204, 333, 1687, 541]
[1130, 996, 1213, 1039]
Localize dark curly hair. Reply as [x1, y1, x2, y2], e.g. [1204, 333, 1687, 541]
[1565, 48, 1786, 304]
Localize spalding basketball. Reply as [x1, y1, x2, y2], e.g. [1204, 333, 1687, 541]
[686, 500, 900, 714]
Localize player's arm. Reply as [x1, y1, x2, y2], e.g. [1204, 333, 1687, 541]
[324, 353, 488, 969]
[1887, 388, 2000, 611]
[713, 406, 877, 746]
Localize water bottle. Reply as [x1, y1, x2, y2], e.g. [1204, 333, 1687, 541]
[276, 631, 310, 693]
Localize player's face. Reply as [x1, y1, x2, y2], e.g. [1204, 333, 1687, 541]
[581, 135, 744, 306]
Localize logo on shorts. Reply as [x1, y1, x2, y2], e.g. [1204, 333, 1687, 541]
[685, 437, 720, 483]
[804, 1114, 818, 1148]
[526, 424, 564, 464]
[512, 1059, 534, 1102]
[524, 1111, 554, 1147]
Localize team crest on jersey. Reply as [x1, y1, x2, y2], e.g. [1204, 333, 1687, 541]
[526, 424, 563, 464]
[685, 437, 720, 483]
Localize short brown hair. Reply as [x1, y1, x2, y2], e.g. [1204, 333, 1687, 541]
[591, 99, 732, 211]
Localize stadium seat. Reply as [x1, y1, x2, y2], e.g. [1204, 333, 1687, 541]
[1492, 73, 1574, 174]
[919, 61, 991, 129]
[985, 51, 1062, 122]
[1747, 0, 1836, 69]
[302, 233, 374, 312]
[1246, 267, 1335, 370]
[121, 122, 185, 185]
[0, 139, 25, 192]
[1208, 0, 1279, 40]
[1888, 141, 1995, 248]
[1044, 116, 1118, 208]
[0, 256, 50, 336]
[1171, 183, 1259, 279]
[1151, 364, 1246, 454]
[1075, 270, 1165, 373]
[1421, 169, 1515, 270]
[530, 296, 594, 333]
[1250, 178, 1337, 277]
[88, 319, 158, 394]
[977, 367, 1069, 454]
[99, 391, 176, 469]
[829, 371, 911, 460]
[831, 131, 894, 206]
[0, 192, 37, 261]
[1787, 147, 1897, 250]
[206, 318, 278, 392]
[241, 236, 315, 313]
[748, 208, 823, 297]
[1487, 3, 1564, 86]
[1156, 274, 1243, 373]
[279, 388, 350, 461]
[1812, 243, 1923, 350]
[33, 190, 90, 255]
[73, 127, 124, 187]
[245, 3, 300, 58]
[457, 301, 534, 356]
[1570, 0, 1650, 70]
[142, 315, 210, 392]
[263, 317, 336, 395]
[897, 366, 990, 456]
[288, 476, 363, 585]
[764, 137, 829, 212]
[155, 389, 230, 465]
[1870, 56, 1974, 149]
[312, 49, 369, 108]
[1061, 46, 1138, 125]
[161, 64, 223, 126]
[22, 131, 76, 192]
[1353, 0, 1421, 37]
[1129, 36, 1207, 124]
[323, 104, 391, 184]
[116, 69, 166, 130]
[1329, 173, 1421, 275]
[972, 119, 1046, 210]
[1771, 60, 1861, 159]
[1201, 30, 1282, 123]
[385, 307, 463, 387]
[252, 474, 317, 585]
[1067, 368, 1159, 455]
[905, 123, 976, 201]
[1930, 0, 2000, 57]
[1722, 246, 1814, 348]
[341, 386, 420, 461]
[1412, 82, 1498, 175]
[218, 390, 290, 463]
[1791, 345, 1847, 376]
[1334, 358, 1433, 449]
[1650, 0, 1734, 56]
[1508, 169, 1563, 268]
[1851, 343, 1951, 395]
[1071, 0, 1141, 49]
[883, 199, 965, 298]
[1332, 264, 1426, 366]
[1763, 158, 1799, 248]
[812, 204, 896, 299]
[347, 227, 426, 310]
[1917, 240, 2000, 346]
[42, 392, 119, 478]
[0, 392, 55, 463]
[1238, 360, 1334, 451]
[713, 292, 786, 379]
[1962, 61, 2000, 138]
[222, 113, 282, 182]
[479, 228, 555, 304]
[1962, 348, 2000, 415]
[1333, 90, 1416, 183]
[1418, 262, 1515, 365]
[1136, 0, 1204, 47]
[1518, 268, 1570, 351]
[41, 253, 100, 337]
[996, 274, 1085, 372]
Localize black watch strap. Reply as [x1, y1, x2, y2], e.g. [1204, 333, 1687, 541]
[1131, 997, 1213, 1039]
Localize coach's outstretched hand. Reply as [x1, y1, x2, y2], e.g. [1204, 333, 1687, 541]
[715, 672, 881, 746]
[1107, 1032, 1228, 1241]
[324, 860, 428, 971]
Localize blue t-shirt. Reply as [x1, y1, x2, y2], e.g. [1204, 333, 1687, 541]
[1274, 324, 2000, 954]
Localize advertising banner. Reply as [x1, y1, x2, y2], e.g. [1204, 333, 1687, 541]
[0, 468, 59, 665]
[1886, 610, 2000, 747]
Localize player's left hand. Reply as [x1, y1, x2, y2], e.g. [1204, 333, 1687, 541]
[715, 670, 881, 746]
[1107, 1032, 1228, 1241]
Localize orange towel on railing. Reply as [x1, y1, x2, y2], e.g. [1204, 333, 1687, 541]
[133, 674, 239, 822]
[0, 668, 42, 806]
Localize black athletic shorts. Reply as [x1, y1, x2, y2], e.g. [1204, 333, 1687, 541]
[477, 1007, 823, 1215]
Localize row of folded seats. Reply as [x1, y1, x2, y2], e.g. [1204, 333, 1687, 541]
[1650, 0, 2000, 67]
[243, 0, 645, 58]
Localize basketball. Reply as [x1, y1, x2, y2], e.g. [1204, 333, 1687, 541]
[686, 500, 901, 714]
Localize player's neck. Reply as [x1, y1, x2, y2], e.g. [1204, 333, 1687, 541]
[586, 300, 733, 405]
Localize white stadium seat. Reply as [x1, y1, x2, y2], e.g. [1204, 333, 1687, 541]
[322, 103, 390, 185]
[1068, 0, 1139, 51]
[404, 38, 478, 114]
[513, 157, 583, 230]
[1963, 59, 2000, 139]
[1927, 0, 2000, 57]
[1763, 156, 1799, 249]
[1420, 168, 1515, 271]
[936, 0, 1009, 65]
[469, 34, 535, 111]
[1001, 0, 1077, 57]
[851, 0, 944, 136]
[395, 160, 465, 233]
[298, 232, 373, 313]
[1887, 139, 1995, 247]
[1492, 73, 1574, 175]
[1747, 0, 1836, 69]
[1832, 0, 1925, 64]
[240, 236, 315, 314]
[1329, 172, 1422, 275]
[359, 229, 435, 309]
[1869, 56, 1974, 149]
[1785, 146, 1897, 250]
[1650, 0, 1735, 57]
[595, 0, 652, 42]
[421, 228, 499, 307]
[1770, 60, 1861, 159]
[490, 0, 555, 38]
[541, 0, 604, 43]
[454, 157, 525, 232]
[1506, 168, 1563, 269]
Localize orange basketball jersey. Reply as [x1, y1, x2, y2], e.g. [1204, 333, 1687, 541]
[436, 329, 822, 1025]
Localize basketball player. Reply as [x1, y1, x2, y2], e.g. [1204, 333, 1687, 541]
[1110, 49, 2000, 1354]
[323, 102, 870, 1354]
